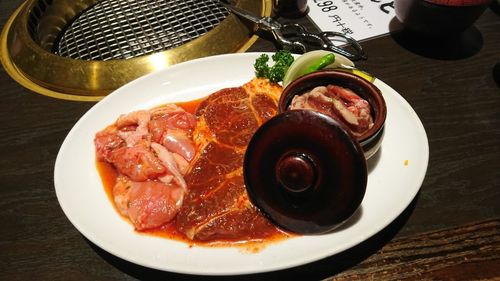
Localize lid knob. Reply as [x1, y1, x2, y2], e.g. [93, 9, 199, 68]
[276, 152, 316, 194]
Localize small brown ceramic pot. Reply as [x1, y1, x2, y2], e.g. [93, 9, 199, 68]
[243, 70, 386, 234]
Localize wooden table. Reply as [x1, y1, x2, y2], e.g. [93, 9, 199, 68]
[1, 1, 499, 280]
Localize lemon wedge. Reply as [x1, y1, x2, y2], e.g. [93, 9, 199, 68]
[283, 50, 374, 87]
[335, 67, 375, 83]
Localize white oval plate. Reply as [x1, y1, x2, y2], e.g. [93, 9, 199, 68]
[54, 53, 428, 276]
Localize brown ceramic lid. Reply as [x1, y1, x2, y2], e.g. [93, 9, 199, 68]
[244, 110, 367, 234]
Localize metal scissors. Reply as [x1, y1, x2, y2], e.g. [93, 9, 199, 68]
[220, 1, 367, 61]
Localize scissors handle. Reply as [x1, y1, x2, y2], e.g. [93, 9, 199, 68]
[319, 31, 367, 61]
[280, 24, 367, 61]
[220, 2, 305, 51]
[268, 23, 307, 53]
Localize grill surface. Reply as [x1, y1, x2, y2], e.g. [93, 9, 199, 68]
[55, 0, 229, 60]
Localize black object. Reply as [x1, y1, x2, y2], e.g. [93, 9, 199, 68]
[273, 0, 309, 18]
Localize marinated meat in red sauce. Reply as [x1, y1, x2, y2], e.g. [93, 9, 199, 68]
[94, 105, 196, 230]
[175, 78, 283, 241]
[95, 78, 285, 243]
[289, 85, 374, 136]
[112, 176, 184, 230]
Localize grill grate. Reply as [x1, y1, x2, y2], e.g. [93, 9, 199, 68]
[55, 0, 229, 61]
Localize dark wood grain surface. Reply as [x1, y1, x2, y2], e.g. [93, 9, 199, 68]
[1, 1, 499, 280]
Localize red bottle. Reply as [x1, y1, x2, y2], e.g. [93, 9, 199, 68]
[394, 0, 491, 33]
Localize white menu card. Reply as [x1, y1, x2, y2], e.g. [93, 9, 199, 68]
[307, 0, 403, 41]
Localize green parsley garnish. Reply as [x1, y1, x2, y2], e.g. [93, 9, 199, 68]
[254, 50, 294, 83]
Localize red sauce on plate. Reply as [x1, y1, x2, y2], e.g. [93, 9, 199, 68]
[96, 98, 293, 249]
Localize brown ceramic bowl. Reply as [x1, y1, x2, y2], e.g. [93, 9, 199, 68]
[278, 70, 387, 159]
[394, 0, 491, 34]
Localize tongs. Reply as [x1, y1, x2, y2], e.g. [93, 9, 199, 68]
[220, 1, 367, 61]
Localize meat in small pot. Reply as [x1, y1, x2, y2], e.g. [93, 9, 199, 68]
[289, 85, 374, 136]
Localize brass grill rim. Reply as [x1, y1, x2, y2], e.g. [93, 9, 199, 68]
[0, 0, 271, 101]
